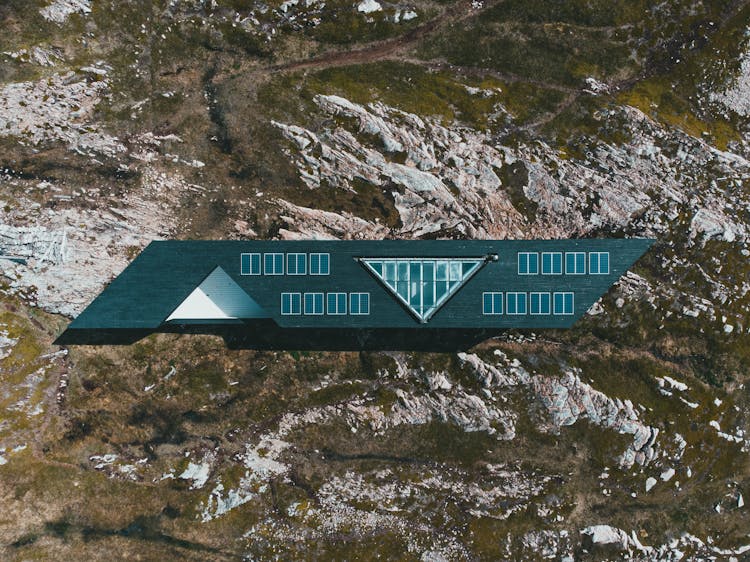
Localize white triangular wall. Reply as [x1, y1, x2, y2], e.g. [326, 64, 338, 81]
[166, 266, 269, 321]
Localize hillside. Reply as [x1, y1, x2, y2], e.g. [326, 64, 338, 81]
[0, 0, 749, 559]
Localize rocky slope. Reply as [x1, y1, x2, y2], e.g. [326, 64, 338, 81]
[0, 0, 748, 560]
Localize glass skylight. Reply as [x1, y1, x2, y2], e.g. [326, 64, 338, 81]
[361, 257, 487, 323]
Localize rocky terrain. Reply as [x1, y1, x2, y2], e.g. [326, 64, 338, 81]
[0, 0, 749, 560]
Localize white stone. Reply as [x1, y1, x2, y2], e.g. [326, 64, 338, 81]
[357, 0, 382, 13]
[660, 468, 675, 482]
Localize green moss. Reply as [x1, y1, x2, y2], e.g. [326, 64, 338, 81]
[308, 0, 423, 45]
[618, 77, 740, 150]
[419, 19, 634, 88]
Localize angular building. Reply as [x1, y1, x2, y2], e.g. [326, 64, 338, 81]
[56, 239, 653, 350]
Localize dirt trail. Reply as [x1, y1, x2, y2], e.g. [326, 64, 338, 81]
[269, 0, 494, 74]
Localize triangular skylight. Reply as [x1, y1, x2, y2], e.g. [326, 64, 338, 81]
[165, 266, 269, 322]
[360, 257, 489, 323]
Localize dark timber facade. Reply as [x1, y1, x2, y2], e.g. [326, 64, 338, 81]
[56, 239, 654, 350]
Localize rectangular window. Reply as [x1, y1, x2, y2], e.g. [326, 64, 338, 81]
[287, 253, 307, 275]
[310, 253, 330, 275]
[281, 292, 301, 315]
[530, 292, 551, 314]
[483, 292, 503, 315]
[350, 292, 370, 315]
[304, 292, 324, 315]
[589, 252, 610, 274]
[541, 252, 562, 275]
[506, 292, 527, 315]
[553, 292, 574, 315]
[264, 253, 284, 275]
[240, 253, 261, 275]
[327, 292, 347, 315]
[565, 252, 586, 275]
[518, 252, 539, 275]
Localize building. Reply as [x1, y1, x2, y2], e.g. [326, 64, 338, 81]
[55, 239, 654, 350]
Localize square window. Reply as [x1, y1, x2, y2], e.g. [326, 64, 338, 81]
[518, 252, 539, 275]
[304, 292, 323, 314]
[287, 253, 307, 275]
[541, 252, 562, 275]
[310, 253, 330, 275]
[265, 253, 284, 275]
[327, 292, 347, 314]
[483, 292, 503, 314]
[507, 292, 527, 315]
[281, 293, 301, 315]
[240, 253, 261, 275]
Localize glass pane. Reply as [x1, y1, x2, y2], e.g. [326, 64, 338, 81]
[338, 293, 346, 311]
[252, 254, 260, 274]
[576, 253, 585, 273]
[241, 254, 250, 274]
[493, 293, 503, 313]
[566, 253, 574, 274]
[590, 253, 599, 274]
[350, 294, 359, 314]
[292, 294, 301, 314]
[553, 253, 562, 273]
[361, 294, 369, 314]
[542, 253, 551, 273]
[529, 254, 538, 274]
[542, 293, 550, 313]
[410, 282, 421, 307]
[299, 254, 307, 274]
[327, 293, 336, 312]
[369, 261, 382, 275]
[531, 293, 540, 313]
[397, 281, 409, 301]
[600, 253, 609, 273]
[410, 262, 421, 285]
[554, 293, 563, 314]
[436, 261, 448, 281]
[384, 262, 396, 282]
[462, 262, 478, 277]
[517, 294, 527, 314]
[423, 282, 434, 307]
[565, 293, 573, 313]
[483, 293, 493, 313]
[398, 262, 409, 281]
[320, 254, 329, 274]
[507, 294, 516, 314]
[422, 261, 434, 283]
[435, 281, 448, 302]
[449, 261, 461, 281]
[519, 253, 528, 274]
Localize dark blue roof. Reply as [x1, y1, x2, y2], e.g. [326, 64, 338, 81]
[67, 239, 653, 331]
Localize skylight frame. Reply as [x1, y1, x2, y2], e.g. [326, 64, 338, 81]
[359, 255, 494, 323]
